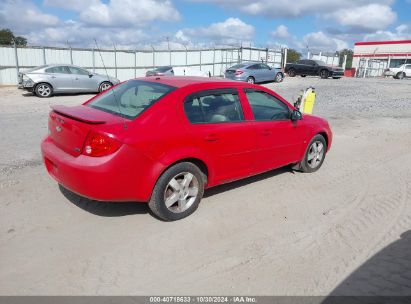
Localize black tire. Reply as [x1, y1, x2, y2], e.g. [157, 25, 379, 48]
[301, 75, 306, 77]
[320, 70, 329, 79]
[148, 162, 206, 221]
[35, 83, 53, 98]
[274, 72, 284, 83]
[99, 81, 113, 92]
[246, 76, 255, 84]
[396, 72, 405, 80]
[288, 69, 296, 77]
[297, 134, 327, 173]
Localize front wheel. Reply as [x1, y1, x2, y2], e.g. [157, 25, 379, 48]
[274, 73, 284, 83]
[396, 72, 405, 80]
[148, 162, 205, 221]
[297, 134, 327, 173]
[288, 69, 296, 77]
[99, 81, 112, 92]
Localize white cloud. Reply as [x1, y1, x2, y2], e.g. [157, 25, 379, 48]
[363, 24, 411, 41]
[271, 25, 291, 39]
[77, 0, 180, 27]
[43, 0, 100, 11]
[179, 18, 255, 45]
[302, 31, 349, 51]
[326, 4, 396, 32]
[0, 0, 59, 32]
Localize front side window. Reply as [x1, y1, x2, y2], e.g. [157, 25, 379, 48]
[68, 66, 90, 75]
[87, 80, 175, 119]
[244, 89, 290, 121]
[184, 89, 244, 123]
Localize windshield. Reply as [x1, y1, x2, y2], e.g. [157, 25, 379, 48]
[87, 80, 175, 119]
[154, 66, 172, 72]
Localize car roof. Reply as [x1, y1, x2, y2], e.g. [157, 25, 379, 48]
[135, 76, 242, 88]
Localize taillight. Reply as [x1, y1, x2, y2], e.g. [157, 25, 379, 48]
[234, 70, 244, 76]
[83, 131, 122, 157]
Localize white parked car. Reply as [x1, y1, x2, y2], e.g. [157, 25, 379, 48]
[145, 66, 209, 77]
[384, 64, 411, 79]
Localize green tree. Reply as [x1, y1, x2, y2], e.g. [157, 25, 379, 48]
[286, 48, 302, 63]
[0, 28, 27, 46]
[338, 49, 353, 69]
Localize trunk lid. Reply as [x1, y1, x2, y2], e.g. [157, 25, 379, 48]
[49, 105, 124, 156]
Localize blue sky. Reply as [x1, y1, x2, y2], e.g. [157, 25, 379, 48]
[1, 0, 411, 51]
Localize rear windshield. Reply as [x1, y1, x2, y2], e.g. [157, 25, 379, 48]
[154, 66, 172, 72]
[229, 64, 247, 70]
[87, 80, 175, 119]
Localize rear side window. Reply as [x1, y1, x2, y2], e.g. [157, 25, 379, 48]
[244, 89, 290, 121]
[184, 89, 244, 123]
[45, 66, 71, 74]
[87, 80, 175, 119]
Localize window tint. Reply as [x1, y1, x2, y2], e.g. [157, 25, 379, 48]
[244, 89, 290, 121]
[68, 66, 90, 75]
[260, 64, 270, 69]
[88, 80, 175, 119]
[247, 64, 260, 70]
[45, 66, 70, 74]
[155, 66, 172, 73]
[406, 65, 411, 70]
[184, 90, 244, 123]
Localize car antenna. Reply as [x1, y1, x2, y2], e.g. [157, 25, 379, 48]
[93, 39, 127, 129]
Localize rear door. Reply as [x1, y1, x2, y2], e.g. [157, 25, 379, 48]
[44, 66, 73, 91]
[247, 64, 263, 82]
[243, 88, 306, 172]
[183, 88, 255, 183]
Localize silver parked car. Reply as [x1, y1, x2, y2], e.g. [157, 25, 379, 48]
[18, 64, 120, 97]
[224, 62, 285, 84]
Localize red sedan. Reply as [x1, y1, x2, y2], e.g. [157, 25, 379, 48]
[41, 77, 332, 221]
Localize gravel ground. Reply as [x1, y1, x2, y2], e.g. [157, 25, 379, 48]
[0, 76, 410, 296]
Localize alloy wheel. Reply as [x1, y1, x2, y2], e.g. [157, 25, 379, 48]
[164, 172, 199, 213]
[37, 84, 51, 97]
[307, 141, 325, 169]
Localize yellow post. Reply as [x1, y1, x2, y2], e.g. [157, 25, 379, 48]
[302, 87, 316, 114]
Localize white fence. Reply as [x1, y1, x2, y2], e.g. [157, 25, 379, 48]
[309, 51, 342, 67]
[0, 45, 284, 85]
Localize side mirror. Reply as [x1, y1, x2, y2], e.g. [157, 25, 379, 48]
[88, 73, 93, 78]
[291, 109, 302, 121]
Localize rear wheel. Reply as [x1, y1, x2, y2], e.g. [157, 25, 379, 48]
[301, 75, 306, 78]
[288, 69, 296, 77]
[35, 83, 53, 98]
[99, 81, 113, 92]
[297, 134, 327, 173]
[320, 70, 329, 79]
[246, 76, 255, 84]
[148, 162, 205, 221]
[274, 73, 284, 83]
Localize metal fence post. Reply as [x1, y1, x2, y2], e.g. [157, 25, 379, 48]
[92, 48, 95, 72]
[185, 46, 188, 66]
[200, 49, 202, 71]
[114, 45, 118, 78]
[240, 45, 243, 62]
[265, 48, 269, 64]
[151, 45, 155, 68]
[42, 47, 46, 64]
[70, 46, 73, 64]
[13, 41, 19, 83]
[283, 48, 288, 68]
[134, 51, 137, 78]
[213, 47, 216, 76]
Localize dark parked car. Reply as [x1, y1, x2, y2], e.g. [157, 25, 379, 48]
[285, 60, 344, 79]
[224, 62, 284, 84]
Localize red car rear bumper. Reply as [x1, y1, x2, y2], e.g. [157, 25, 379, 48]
[41, 136, 161, 202]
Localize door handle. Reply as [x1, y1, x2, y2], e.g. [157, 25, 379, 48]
[204, 134, 219, 142]
[260, 129, 271, 136]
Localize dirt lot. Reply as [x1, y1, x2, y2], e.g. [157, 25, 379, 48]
[0, 77, 410, 296]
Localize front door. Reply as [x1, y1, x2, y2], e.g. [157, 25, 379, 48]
[68, 66, 97, 92]
[243, 88, 306, 172]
